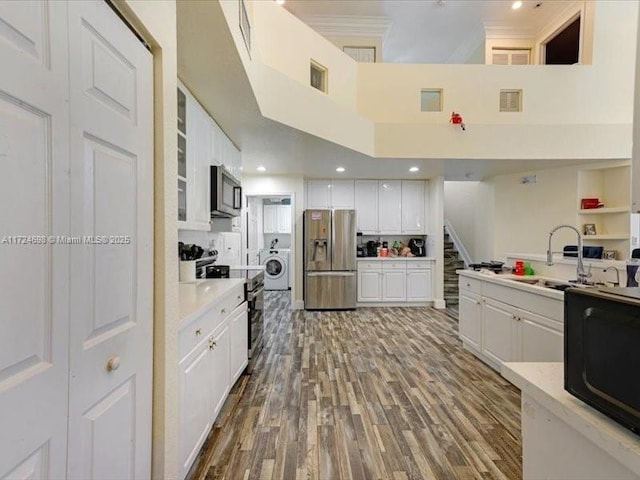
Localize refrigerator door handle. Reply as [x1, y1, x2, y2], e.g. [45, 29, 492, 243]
[306, 272, 355, 277]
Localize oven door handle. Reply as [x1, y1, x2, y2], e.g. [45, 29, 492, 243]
[248, 286, 264, 301]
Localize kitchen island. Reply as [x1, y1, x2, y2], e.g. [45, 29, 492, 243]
[457, 270, 564, 372]
[502, 362, 640, 480]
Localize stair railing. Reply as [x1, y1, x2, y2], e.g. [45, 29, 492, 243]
[444, 219, 473, 268]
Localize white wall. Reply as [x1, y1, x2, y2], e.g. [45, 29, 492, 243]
[243, 175, 305, 307]
[492, 165, 581, 259]
[115, 1, 179, 478]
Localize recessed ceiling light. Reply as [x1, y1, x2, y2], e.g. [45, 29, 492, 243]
[257, 166, 266, 172]
[336, 167, 345, 173]
[275, 0, 285, 4]
[409, 166, 419, 172]
[512, 1, 523, 10]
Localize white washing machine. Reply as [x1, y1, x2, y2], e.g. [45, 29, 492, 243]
[259, 249, 290, 290]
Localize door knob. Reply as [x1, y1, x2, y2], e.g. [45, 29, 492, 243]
[106, 356, 120, 372]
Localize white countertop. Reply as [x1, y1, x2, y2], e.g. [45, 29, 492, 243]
[357, 256, 436, 261]
[179, 278, 246, 324]
[502, 362, 640, 477]
[505, 252, 628, 269]
[457, 269, 565, 300]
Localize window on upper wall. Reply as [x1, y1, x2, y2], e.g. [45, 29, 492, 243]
[310, 60, 328, 93]
[491, 49, 531, 65]
[543, 16, 581, 65]
[343, 46, 376, 63]
[420, 89, 442, 112]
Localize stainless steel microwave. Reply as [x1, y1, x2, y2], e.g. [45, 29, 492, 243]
[210, 166, 242, 217]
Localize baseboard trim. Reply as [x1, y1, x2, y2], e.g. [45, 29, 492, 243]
[433, 299, 446, 309]
[356, 302, 433, 308]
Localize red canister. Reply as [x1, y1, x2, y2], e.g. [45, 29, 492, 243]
[514, 261, 525, 276]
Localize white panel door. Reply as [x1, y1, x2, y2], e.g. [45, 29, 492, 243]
[307, 180, 331, 209]
[482, 299, 517, 365]
[382, 271, 406, 301]
[66, 2, 153, 479]
[0, 2, 70, 478]
[406, 269, 432, 301]
[378, 181, 402, 234]
[229, 304, 248, 385]
[263, 204, 277, 234]
[401, 181, 426, 234]
[458, 292, 482, 351]
[179, 340, 213, 479]
[330, 180, 355, 209]
[357, 270, 382, 302]
[355, 180, 379, 233]
[191, 99, 211, 229]
[277, 205, 292, 233]
[520, 314, 563, 362]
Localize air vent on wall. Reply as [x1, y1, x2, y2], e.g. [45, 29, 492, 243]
[500, 89, 522, 112]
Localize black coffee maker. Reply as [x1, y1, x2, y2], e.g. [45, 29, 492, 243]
[366, 240, 378, 257]
[408, 238, 426, 257]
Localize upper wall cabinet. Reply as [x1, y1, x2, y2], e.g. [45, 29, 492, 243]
[306, 180, 355, 209]
[401, 181, 427, 234]
[354, 180, 427, 235]
[178, 81, 241, 231]
[378, 181, 402, 234]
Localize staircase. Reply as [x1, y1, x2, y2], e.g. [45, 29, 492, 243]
[444, 229, 465, 306]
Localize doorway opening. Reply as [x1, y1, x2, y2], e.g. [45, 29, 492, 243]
[244, 194, 295, 305]
[543, 15, 581, 65]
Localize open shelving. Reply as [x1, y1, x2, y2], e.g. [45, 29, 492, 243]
[576, 163, 631, 259]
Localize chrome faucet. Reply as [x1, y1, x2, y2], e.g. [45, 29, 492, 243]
[603, 266, 620, 286]
[546, 224, 592, 284]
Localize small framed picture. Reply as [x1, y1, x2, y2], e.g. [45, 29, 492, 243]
[604, 250, 617, 260]
[583, 223, 597, 235]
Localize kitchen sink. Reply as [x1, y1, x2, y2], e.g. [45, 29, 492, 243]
[508, 276, 602, 292]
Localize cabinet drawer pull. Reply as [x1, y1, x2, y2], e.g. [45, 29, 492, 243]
[209, 340, 217, 350]
[466, 282, 471, 287]
[195, 328, 202, 336]
[221, 308, 226, 315]
[106, 356, 120, 372]
[237, 295, 242, 301]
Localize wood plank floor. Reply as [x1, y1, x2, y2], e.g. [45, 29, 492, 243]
[189, 292, 522, 480]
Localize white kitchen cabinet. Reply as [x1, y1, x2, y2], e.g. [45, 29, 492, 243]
[406, 268, 432, 302]
[178, 285, 247, 479]
[457, 273, 565, 373]
[263, 205, 278, 234]
[263, 204, 291, 234]
[458, 291, 482, 351]
[307, 180, 331, 208]
[357, 262, 382, 302]
[277, 205, 292, 233]
[401, 181, 426, 234]
[382, 270, 406, 301]
[190, 100, 212, 230]
[482, 298, 518, 366]
[355, 180, 379, 233]
[378, 181, 402, 234]
[306, 180, 355, 209]
[330, 180, 355, 209]
[357, 260, 434, 304]
[209, 322, 230, 420]
[178, 81, 242, 231]
[520, 312, 563, 362]
[179, 338, 213, 477]
[229, 304, 249, 385]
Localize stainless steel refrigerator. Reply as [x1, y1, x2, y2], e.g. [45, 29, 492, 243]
[304, 209, 357, 310]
